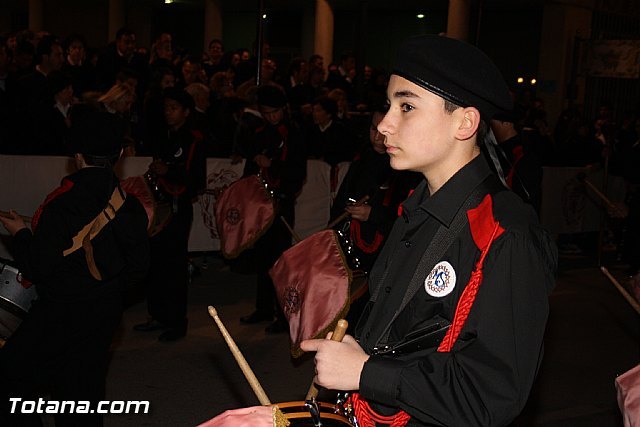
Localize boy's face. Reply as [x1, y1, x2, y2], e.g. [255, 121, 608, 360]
[164, 99, 189, 128]
[378, 74, 459, 176]
[259, 105, 284, 125]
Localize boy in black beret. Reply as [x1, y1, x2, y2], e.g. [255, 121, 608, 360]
[239, 85, 307, 334]
[133, 87, 206, 341]
[0, 108, 149, 426]
[302, 35, 557, 426]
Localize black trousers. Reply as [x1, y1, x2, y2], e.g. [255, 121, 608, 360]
[0, 295, 122, 427]
[147, 202, 193, 328]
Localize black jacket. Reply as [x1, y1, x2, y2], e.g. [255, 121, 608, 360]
[12, 167, 149, 303]
[356, 155, 557, 426]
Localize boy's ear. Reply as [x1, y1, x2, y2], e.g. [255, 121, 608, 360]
[455, 107, 480, 141]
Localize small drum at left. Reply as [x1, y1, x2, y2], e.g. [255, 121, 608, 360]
[0, 258, 38, 345]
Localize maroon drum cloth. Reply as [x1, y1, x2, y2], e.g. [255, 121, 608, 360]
[270, 229, 351, 357]
[120, 176, 155, 230]
[616, 363, 640, 427]
[215, 175, 275, 259]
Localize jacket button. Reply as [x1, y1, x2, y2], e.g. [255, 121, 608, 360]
[384, 286, 391, 293]
[404, 240, 412, 248]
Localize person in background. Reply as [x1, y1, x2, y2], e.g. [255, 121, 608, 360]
[239, 85, 306, 334]
[134, 87, 206, 342]
[0, 106, 149, 426]
[490, 112, 543, 215]
[306, 96, 357, 167]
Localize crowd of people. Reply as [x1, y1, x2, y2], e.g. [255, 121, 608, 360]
[0, 27, 388, 161]
[0, 24, 638, 427]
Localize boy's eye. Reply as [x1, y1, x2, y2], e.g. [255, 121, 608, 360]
[400, 103, 414, 112]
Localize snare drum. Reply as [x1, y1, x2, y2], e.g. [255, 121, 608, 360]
[0, 258, 38, 342]
[276, 401, 352, 426]
[120, 175, 172, 237]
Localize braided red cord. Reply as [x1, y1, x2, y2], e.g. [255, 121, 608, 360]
[350, 219, 385, 254]
[438, 222, 501, 353]
[349, 393, 411, 427]
[350, 199, 504, 424]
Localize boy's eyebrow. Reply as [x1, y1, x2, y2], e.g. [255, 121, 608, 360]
[391, 90, 420, 99]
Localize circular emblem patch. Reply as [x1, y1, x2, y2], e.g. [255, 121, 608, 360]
[225, 208, 240, 225]
[283, 286, 301, 315]
[174, 147, 183, 158]
[424, 261, 456, 297]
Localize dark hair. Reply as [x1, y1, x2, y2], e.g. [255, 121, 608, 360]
[477, 119, 488, 145]
[64, 33, 86, 51]
[313, 96, 338, 118]
[115, 27, 134, 40]
[35, 35, 60, 64]
[69, 104, 126, 164]
[443, 99, 461, 114]
[309, 54, 322, 64]
[288, 57, 306, 76]
[208, 39, 223, 49]
[163, 87, 195, 111]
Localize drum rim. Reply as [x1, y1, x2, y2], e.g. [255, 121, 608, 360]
[282, 411, 351, 422]
[276, 401, 339, 410]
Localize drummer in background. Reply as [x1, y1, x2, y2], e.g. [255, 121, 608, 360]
[239, 85, 307, 334]
[301, 35, 557, 426]
[133, 87, 206, 341]
[330, 103, 421, 328]
[0, 106, 149, 426]
[330, 103, 421, 273]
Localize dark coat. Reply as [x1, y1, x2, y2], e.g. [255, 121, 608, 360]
[356, 155, 557, 427]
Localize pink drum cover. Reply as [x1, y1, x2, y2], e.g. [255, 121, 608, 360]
[120, 176, 155, 226]
[616, 364, 640, 427]
[270, 229, 351, 357]
[214, 175, 275, 259]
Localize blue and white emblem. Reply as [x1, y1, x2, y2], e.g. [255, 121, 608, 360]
[424, 261, 456, 297]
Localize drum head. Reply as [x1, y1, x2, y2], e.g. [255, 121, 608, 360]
[0, 258, 37, 341]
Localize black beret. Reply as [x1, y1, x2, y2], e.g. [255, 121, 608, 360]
[393, 35, 512, 120]
[256, 85, 287, 108]
[69, 105, 126, 157]
[163, 87, 195, 111]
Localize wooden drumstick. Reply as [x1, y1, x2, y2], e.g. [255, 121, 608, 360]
[601, 267, 640, 315]
[305, 319, 348, 401]
[327, 196, 369, 229]
[578, 175, 627, 217]
[207, 306, 272, 405]
[0, 210, 32, 223]
[279, 216, 302, 243]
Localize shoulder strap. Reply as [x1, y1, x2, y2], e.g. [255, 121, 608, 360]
[62, 185, 127, 280]
[373, 176, 500, 346]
